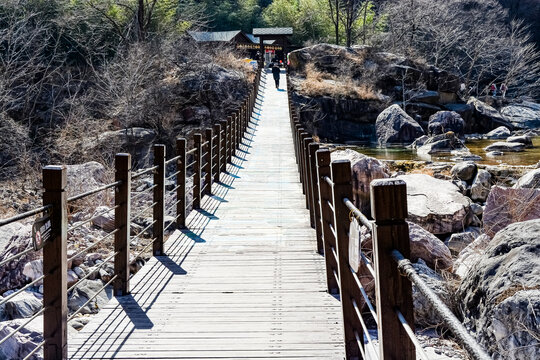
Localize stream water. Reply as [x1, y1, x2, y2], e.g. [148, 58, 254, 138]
[354, 137, 540, 166]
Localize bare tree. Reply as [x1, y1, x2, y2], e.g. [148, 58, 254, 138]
[328, 0, 340, 44]
[341, 0, 363, 47]
[381, 0, 540, 99]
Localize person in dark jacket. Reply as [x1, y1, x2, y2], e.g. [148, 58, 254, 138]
[271, 63, 281, 89]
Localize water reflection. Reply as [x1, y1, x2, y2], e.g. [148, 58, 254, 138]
[354, 137, 540, 166]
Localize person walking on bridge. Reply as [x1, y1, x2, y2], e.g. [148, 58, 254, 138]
[271, 63, 281, 89]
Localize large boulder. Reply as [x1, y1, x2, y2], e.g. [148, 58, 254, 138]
[65, 162, 107, 200]
[484, 141, 525, 152]
[506, 134, 533, 148]
[68, 279, 112, 314]
[467, 97, 514, 133]
[412, 259, 455, 328]
[450, 162, 477, 182]
[0, 223, 37, 294]
[457, 219, 540, 359]
[416, 132, 468, 155]
[408, 222, 452, 271]
[513, 168, 540, 189]
[4, 291, 42, 320]
[395, 174, 473, 234]
[0, 316, 43, 360]
[500, 101, 540, 129]
[375, 105, 424, 146]
[454, 234, 490, 278]
[483, 186, 540, 238]
[427, 111, 465, 137]
[83, 127, 157, 168]
[446, 227, 482, 255]
[331, 149, 390, 217]
[470, 169, 492, 202]
[485, 126, 511, 139]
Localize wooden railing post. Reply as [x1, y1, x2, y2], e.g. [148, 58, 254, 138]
[42, 165, 68, 360]
[204, 128, 213, 195]
[176, 138, 186, 228]
[300, 132, 310, 202]
[220, 120, 228, 172]
[153, 144, 165, 256]
[114, 154, 131, 296]
[332, 160, 363, 359]
[371, 179, 415, 360]
[303, 137, 314, 219]
[315, 150, 339, 291]
[309, 143, 322, 253]
[227, 116, 233, 162]
[213, 124, 222, 183]
[194, 134, 202, 209]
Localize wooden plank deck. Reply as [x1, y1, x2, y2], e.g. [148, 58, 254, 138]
[69, 70, 345, 360]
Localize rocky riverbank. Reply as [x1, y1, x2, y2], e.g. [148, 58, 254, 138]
[332, 148, 540, 359]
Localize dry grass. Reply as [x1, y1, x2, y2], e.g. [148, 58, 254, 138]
[300, 64, 381, 100]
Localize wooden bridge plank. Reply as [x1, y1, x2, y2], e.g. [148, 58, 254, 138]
[69, 70, 345, 360]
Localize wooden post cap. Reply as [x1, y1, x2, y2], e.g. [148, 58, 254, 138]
[370, 178, 408, 222]
[42, 165, 67, 190]
[315, 149, 331, 166]
[115, 153, 132, 171]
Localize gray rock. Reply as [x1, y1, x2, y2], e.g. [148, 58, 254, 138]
[72, 266, 85, 278]
[22, 260, 43, 285]
[454, 234, 491, 278]
[427, 111, 465, 137]
[500, 101, 540, 129]
[65, 162, 107, 200]
[446, 227, 482, 255]
[412, 259, 455, 327]
[331, 149, 390, 217]
[67, 270, 79, 288]
[396, 174, 473, 234]
[483, 186, 540, 238]
[68, 279, 113, 315]
[375, 104, 424, 146]
[457, 219, 540, 359]
[506, 134, 533, 148]
[0, 223, 37, 295]
[484, 141, 525, 152]
[485, 126, 511, 139]
[82, 128, 157, 168]
[410, 135, 429, 148]
[0, 316, 43, 360]
[90, 206, 115, 232]
[408, 222, 453, 271]
[467, 97, 514, 133]
[470, 170, 492, 202]
[470, 203, 483, 216]
[485, 151, 503, 157]
[513, 168, 540, 189]
[416, 132, 468, 155]
[411, 90, 440, 104]
[450, 162, 477, 182]
[4, 291, 42, 320]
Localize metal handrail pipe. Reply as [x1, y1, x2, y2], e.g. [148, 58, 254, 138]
[0, 205, 52, 227]
[132, 165, 159, 179]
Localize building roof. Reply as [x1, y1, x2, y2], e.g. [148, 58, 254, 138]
[245, 34, 276, 45]
[188, 30, 250, 43]
[252, 27, 293, 36]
